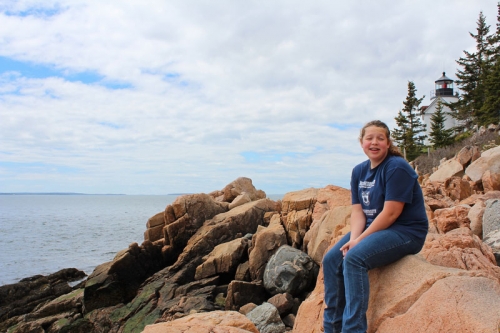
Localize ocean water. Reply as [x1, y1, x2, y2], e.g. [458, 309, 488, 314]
[0, 194, 283, 286]
[0, 195, 175, 286]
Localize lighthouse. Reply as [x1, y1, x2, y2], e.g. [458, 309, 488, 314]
[431, 72, 455, 99]
[420, 72, 459, 145]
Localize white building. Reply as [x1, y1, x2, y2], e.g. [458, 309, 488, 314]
[420, 72, 459, 145]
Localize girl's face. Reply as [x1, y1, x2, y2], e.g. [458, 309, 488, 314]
[361, 126, 390, 167]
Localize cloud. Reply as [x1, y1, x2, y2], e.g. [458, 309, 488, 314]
[0, 0, 497, 194]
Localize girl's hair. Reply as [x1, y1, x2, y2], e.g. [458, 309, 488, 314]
[359, 120, 404, 158]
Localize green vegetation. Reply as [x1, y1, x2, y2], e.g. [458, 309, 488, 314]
[449, 11, 491, 129]
[393, 81, 427, 161]
[414, 129, 499, 175]
[429, 99, 455, 149]
[450, 4, 500, 128]
[395, 3, 500, 162]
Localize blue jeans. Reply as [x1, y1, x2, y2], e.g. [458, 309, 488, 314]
[322, 229, 424, 333]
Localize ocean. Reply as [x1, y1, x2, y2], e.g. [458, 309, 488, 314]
[0, 194, 282, 286]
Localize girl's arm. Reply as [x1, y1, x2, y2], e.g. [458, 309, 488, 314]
[340, 201, 404, 255]
[349, 204, 366, 240]
[355, 200, 404, 243]
[341, 203, 366, 256]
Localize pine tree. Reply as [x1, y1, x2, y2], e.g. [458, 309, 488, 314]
[429, 99, 455, 148]
[479, 3, 500, 125]
[392, 81, 427, 161]
[450, 11, 492, 129]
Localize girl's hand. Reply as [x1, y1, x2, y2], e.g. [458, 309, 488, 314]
[340, 238, 360, 257]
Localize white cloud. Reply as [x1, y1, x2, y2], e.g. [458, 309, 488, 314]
[0, 0, 497, 194]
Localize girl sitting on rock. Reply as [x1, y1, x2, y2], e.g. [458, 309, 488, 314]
[322, 120, 428, 333]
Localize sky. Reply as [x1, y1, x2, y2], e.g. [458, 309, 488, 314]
[0, 0, 498, 195]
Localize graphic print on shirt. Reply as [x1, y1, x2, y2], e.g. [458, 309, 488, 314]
[359, 179, 376, 217]
[361, 191, 370, 205]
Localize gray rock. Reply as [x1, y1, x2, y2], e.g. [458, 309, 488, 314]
[246, 302, 286, 333]
[483, 199, 500, 238]
[483, 229, 500, 266]
[263, 245, 319, 297]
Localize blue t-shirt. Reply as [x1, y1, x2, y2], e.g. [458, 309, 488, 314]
[350, 154, 428, 242]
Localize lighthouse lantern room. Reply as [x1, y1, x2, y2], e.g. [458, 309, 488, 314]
[431, 72, 455, 99]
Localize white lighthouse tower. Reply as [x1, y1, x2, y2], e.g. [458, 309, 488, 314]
[420, 72, 459, 145]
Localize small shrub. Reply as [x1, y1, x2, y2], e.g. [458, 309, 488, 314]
[413, 129, 499, 175]
[454, 131, 472, 142]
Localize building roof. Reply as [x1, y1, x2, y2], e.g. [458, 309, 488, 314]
[420, 96, 458, 115]
[436, 72, 453, 82]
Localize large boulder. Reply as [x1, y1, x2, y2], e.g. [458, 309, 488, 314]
[83, 241, 164, 313]
[443, 176, 472, 201]
[195, 236, 251, 280]
[483, 230, 500, 266]
[421, 227, 500, 281]
[144, 211, 166, 242]
[468, 200, 485, 238]
[484, 229, 500, 266]
[372, 269, 500, 333]
[9, 288, 85, 333]
[245, 302, 286, 333]
[163, 198, 278, 283]
[281, 188, 318, 248]
[433, 204, 470, 234]
[429, 159, 464, 182]
[293, 255, 500, 333]
[222, 177, 266, 203]
[164, 193, 228, 251]
[455, 145, 480, 166]
[421, 181, 455, 211]
[143, 310, 259, 333]
[311, 185, 351, 221]
[154, 277, 220, 323]
[267, 293, 295, 316]
[281, 188, 319, 213]
[483, 198, 500, 238]
[303, 205, 351, 265]
[482, 169, 500, 192]
[248, 214, 288, 281]
[263, 245, 318, 297]
[465, 145, 500, 182]
[0, 269, 86, 332]
[229, 192, 252, 210]
[225, 280, 268, 311]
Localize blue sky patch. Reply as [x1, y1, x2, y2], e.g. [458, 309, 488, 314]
[0, 56, 132, 89]
[98, 122, 124, 129]
[99, 80, 133, 90]
[162, 72, 191, 87]
[164, 73, 180, 80]
[3, 5, 64, 18]
[327, 123, 360, 130]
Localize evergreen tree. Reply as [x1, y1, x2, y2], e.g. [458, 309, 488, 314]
[450, 11, 492, 129]
[479, 3, 500, 125]
[393, 81, 427, 161]
[429, 99, 455, 148]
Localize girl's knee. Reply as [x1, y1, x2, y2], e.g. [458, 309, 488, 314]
[343, 249, 365, 268]
[323, 247, 343, 267]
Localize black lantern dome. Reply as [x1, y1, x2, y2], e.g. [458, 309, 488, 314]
[432, 72, 454, 99]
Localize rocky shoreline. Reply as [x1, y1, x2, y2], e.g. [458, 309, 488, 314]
[1, 138, 500, 332]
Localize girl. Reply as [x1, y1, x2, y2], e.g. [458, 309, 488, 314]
[322, 120, 428, 333]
